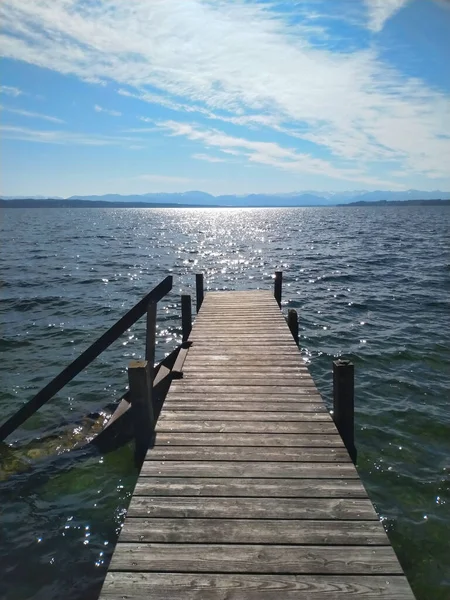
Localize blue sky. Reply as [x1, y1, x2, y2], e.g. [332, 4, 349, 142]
[1, 0, 450, 197]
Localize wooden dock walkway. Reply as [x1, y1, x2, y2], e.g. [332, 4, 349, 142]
[99, 290, 415, 599]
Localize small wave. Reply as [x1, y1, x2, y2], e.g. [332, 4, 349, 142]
[0, 337, 32, 350]
[0, 297, 74, 312]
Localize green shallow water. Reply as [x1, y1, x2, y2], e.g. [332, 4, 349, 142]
[0, 206, 449, 599]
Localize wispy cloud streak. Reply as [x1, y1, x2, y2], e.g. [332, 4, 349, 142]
[94, 104, 121, 116]
[0, 85, 23, 97]
[158, 120, 403, 188]
[364, 0, 410, 32]
[192, 153, 226, 163]
[1, 105, 64, 123]
[1, 124, 143, 146]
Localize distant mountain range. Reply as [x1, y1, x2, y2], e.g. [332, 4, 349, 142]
[1, 189, 450, 208]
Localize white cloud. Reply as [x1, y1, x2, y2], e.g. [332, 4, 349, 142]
[0, 85, 23, 97]
[84, 77, 107, 86]
[364, 0, 410, 32]
[192, 153, 226, 163]
[1, 105, 64, 123]
[159, 120, 402, 188]
[94, 104, 121, 116]
[1, 124, 143, 146]
[119, 88, 197, 114]
[0, 0, 449, 183]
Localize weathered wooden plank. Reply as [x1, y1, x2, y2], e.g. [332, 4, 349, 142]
[196, 309, 282, 311]
[158, 411, 331, 422]
[188, 342, 297, 347]
[154, 432, 342, 447]
[182, 373, 312, 381]
[188, 352, 297, 357]
[120, 518, 387, 544]
[100, 572, 415, 600]
[133, 477, 368, 497]
[169, 385, 319, 394]
[127, 496, 377, 520]
[165, 393, 324, 401]
[191, 327, 293, 332]
[193, 321, 285, 325]
[189, 333, 294, 339]
[184, 362, 308, 369]
[197, 302, 279, 306]
[192, 324, 287, 329]
[192, 324, 286, 329]
[202, 298, 276, 301]
[193, 320, 286, 325]
[187, 344, 299, 349]
[140, 461, 359, 478]
[181, 376, 314, 384]
[146, 446, 349, 462]
[200, 298, 275, 301]
[176, 380, 314, 388]
[155, 421, 336, 434]
[197, 308, 280, 312]
[109, 544, 404, 574]
[187, 352, 302, 358]
[204, 292, 273, 296]
[194, 315, 286, 319]
[193, 311, 285, 318]
[189, 327, 293, 338]
[162, 401, 327, 412]
[196, 309, 282, 312]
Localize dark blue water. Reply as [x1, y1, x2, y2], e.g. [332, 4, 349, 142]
[1, 207, 449, 599]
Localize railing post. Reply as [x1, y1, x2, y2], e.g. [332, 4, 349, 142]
[145, 301, 157, 373]
[128, 360, 154, 465]
[274, 271, 282, 308]
[181, 295, 192, 342]
[196, 273, 204, 313]
[333, 359, 357, 464]
[287, 308, 299, 346]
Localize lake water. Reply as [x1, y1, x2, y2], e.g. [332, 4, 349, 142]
[0, 207, 449, 599]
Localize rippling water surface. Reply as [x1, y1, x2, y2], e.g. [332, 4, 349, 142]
[1, 207, 449, 599]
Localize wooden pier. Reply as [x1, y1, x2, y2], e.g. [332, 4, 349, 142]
[99, 288, 415, 599]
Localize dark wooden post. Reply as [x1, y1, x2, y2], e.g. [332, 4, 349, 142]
[128, 360, 154, 465]
[274, 271, 282, 308]
[333, 359, 356, 464]
[196, 273, 204, 313]
[145, 301, 157, 372]
[181, 294, 192, 342]
[287, 308, 299, 346]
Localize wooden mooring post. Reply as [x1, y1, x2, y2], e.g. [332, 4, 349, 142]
[333, 358, 357, 464]
[128, 360, 154, 465]
[287, 308, 299, 346]
[274, 270, 282, 307]
[195, 273, 204, 313]
[181, 294, 192, 342]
